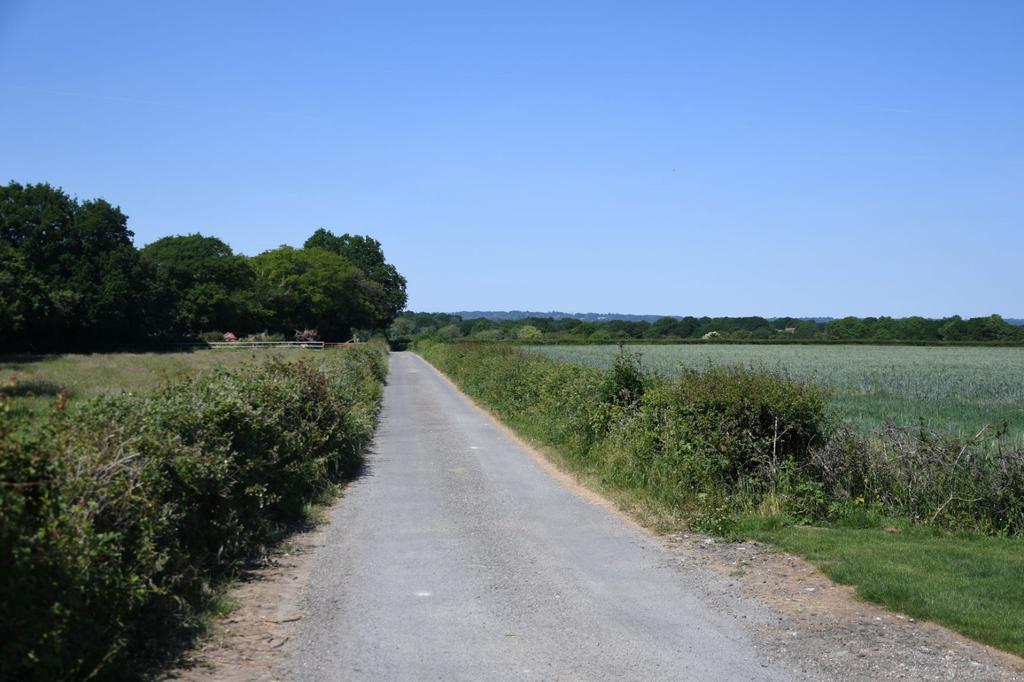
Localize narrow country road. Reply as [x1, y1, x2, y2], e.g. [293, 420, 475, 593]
[286, 352, 802, 681]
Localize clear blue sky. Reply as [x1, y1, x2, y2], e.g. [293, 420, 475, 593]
[1, 1, 1021, 317]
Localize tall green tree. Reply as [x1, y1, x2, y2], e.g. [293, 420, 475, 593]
[141, 234, 265, 336]
[0, 242, 49, 340]
[0, 182, 157, 349]
[252, 246, 377, 339]
[304, 229, 407, 327]
[826, 316, 867, 340]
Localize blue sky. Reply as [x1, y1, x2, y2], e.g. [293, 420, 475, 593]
[1, 1, 1021, 317]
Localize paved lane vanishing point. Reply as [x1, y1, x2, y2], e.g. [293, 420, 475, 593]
[286, 352, 808, 681]
[284, 353, 1021, 681]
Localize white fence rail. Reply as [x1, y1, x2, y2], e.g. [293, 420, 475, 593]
[189, 341, 326, 350]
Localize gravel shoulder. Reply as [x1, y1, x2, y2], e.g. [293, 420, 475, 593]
[162, 521, 328, 682]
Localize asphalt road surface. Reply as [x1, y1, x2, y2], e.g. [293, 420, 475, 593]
[284, 352, 826, 681]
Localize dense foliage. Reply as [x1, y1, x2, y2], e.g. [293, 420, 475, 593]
[0, 182, 407, 350]
[0, 183, 158, 349]
[304, 229, 408, 326]
[812, 424, 1024, 534]
[0, 344, 387, 680]
[532, 344, 1024, 443]
[393, 311, 1024, 345]
[140, 234, 266, 337]
[418, 342, 1024, 536]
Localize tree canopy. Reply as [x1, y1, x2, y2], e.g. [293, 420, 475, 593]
[142, 234, 265, 336]
[252, 246, 368, 340]
[304, 229, 408, 326]
[0, 182, 156, 348]
[0, 182, 408, 350]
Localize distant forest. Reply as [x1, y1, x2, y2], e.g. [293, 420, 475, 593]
[0, 182, 407, 351]
[392, 311, 1024, 345]
[456, 310, 1024, 327]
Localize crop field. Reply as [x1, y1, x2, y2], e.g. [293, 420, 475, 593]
[0, 348, 324, 415]
[527, 344, 1024, 443]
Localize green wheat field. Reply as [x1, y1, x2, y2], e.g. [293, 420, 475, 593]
[528, 344, 1024, 444]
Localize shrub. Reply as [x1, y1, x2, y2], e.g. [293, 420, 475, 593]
[812, 423, 1024, 534]
[435, 324, 462, 340]
[598, 349, 648, 407]
[0, 345, 386, 680]
[595, 364, 831, 516]
[637, 366, 831, 485]
[516, 325, 543, 342]
[417, 341, 830, 516]
[472, 329, 506, 341]
[388, 337, 411, 351]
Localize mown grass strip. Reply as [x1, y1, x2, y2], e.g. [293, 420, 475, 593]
[742, 520, 1024, 655]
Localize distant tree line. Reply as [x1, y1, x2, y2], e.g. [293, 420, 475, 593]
[391, 311, 1024, 345]
[0, 182, 407, 351]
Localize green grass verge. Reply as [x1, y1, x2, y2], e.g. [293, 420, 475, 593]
[743, 519, 1024, 656]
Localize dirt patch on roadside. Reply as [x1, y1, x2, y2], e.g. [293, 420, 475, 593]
[162, 522, 328, 682]
[665, 533, 1024, 680]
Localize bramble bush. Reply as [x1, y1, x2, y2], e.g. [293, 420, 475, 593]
[0, 342, 387, 680]
[811, 423, 1024, 534]
[417, 341, 1024, 537]
[603, 365, 831, 508]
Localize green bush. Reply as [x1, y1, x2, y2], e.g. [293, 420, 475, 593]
[598, 349, 648, 407]
[417, 341, 1024, 536]
[0, 344, 386, 680]
[417, 341, 829, 513]
[812, 423, 1024, 534]
[628, 366, 830, 484]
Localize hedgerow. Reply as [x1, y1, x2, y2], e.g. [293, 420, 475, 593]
[417, 341, 1024, 536]
[810, 424, 1024, 534]
[0, 343, 387, 680]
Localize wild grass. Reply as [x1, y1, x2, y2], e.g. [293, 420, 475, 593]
[529, 344, 1024, 443]
[0, 349, 323, 415]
